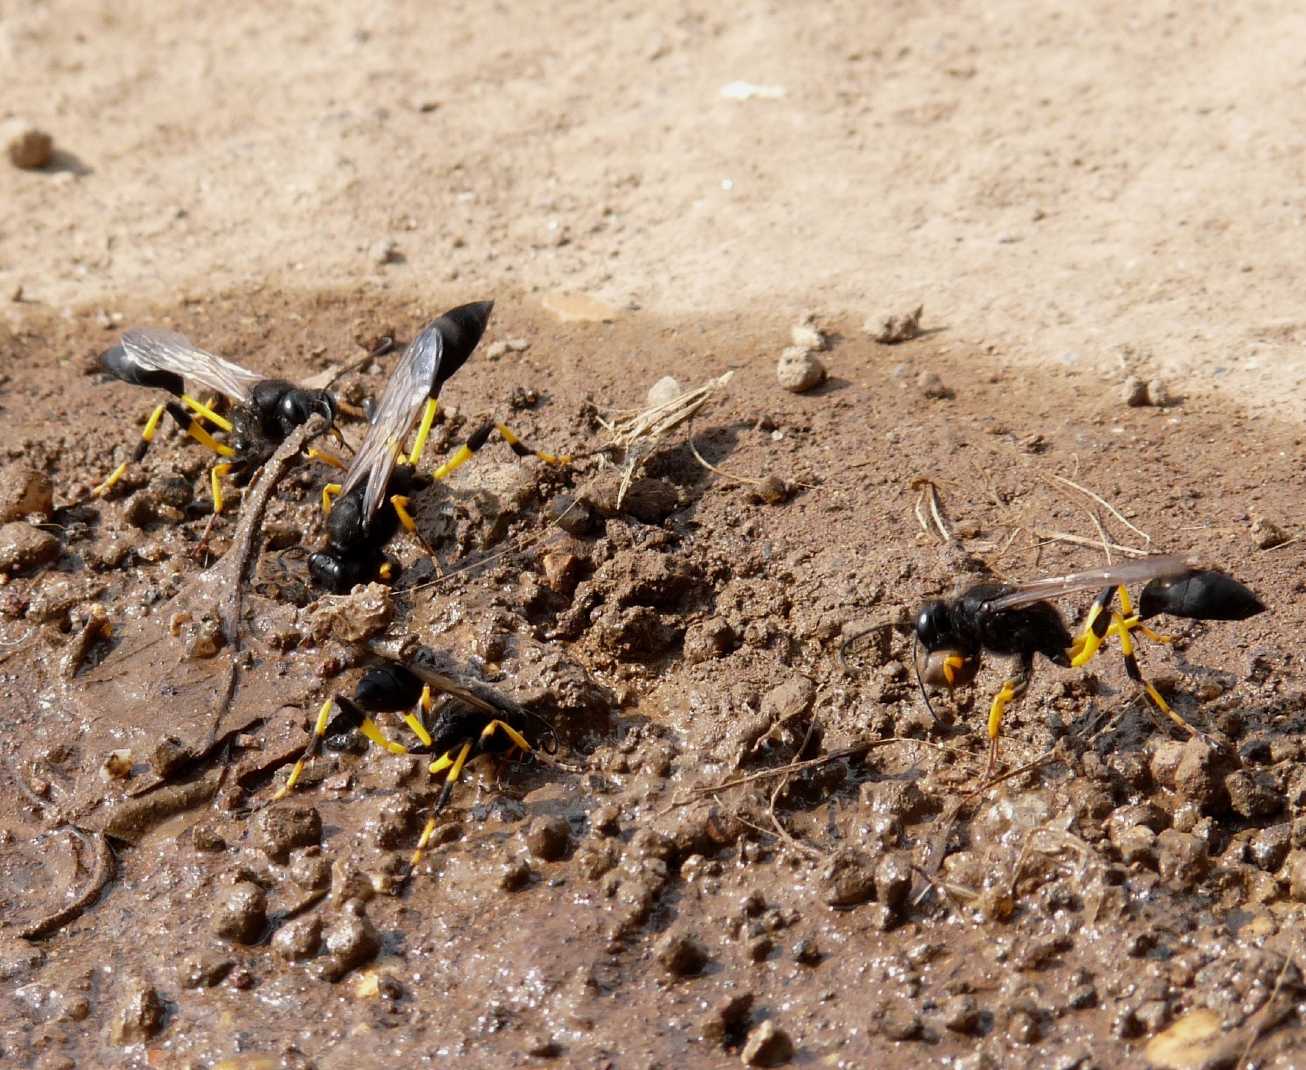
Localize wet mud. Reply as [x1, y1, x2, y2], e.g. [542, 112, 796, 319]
[0, 289, 1303, 1068]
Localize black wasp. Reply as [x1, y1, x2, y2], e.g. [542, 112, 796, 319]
[275, 657, 555, 874]
[309, 300, 567, 592]
[93, 327, 339, 514]
[912, 555, 1266, 773]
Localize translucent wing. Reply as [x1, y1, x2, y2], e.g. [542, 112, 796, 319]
[121, 327, 264, 404]
[984, 555, 1192, 612]
[338, 323, 443, 525]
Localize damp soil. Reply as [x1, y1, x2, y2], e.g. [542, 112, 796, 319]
[0, 288, 1304, 1069]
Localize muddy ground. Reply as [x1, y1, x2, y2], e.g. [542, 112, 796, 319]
[0, 291, 1301, 1068]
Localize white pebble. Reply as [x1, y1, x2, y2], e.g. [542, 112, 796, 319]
[647, 376, 682, 408]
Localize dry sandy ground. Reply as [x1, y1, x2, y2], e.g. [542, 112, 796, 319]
[2, 3, 1306, 1070]
[3, 0, 1306, 417]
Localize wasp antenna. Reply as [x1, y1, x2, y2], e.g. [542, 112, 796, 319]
[519, 706, 560, 755]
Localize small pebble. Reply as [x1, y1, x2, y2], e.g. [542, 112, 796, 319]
[701, 992, 754, 1047]
[314, 903, 380, 981]
[1146, 378, 1172, 406]
[792, 937, 822, 966]
[177, 953, 234, 989]
[4, 119, 54, 169]
[370, 238, 401, 265]
[776, 346, 826, 393]
[1122, 376, 1150, 406]
[740, 1020, 794, 1067]
[940, 993, 982, 1034]
[646, 375, 682, 408]
[1250, 511, 1290, 550]
[749, 476, 789, 505]
[500, 858, 534, 892]
[790, 316, 826, 351]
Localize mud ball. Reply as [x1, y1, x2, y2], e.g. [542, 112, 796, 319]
[212, 881, 267, 945]
[314, 904, 380, 981]
[0, 521, 59, 573]
[3, 120, 53, 169]
[655, 930, 708, 977]
[526, 815, 571, 861]
[110, 981, 165, 1045]
[776, 346, 825, 393]
[273, 916, 322, 962]
[820, 850, 877, 907]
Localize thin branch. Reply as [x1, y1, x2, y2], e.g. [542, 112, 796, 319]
[1049, 474, 1152, 545]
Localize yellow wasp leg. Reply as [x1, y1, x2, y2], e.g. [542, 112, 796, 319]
[93, 403, 167, 497]
[274, 697, 335, 800]
[1069, 598, 1110, 668]
[322, 482, 342, 514]
[420, 684, 432, 713]
[495, 423, 571, 466]
[409, 741, 474, 871]
[942, 654, 967, 686]
[209, 462, 235, 514]
[403, 711, 433, 748]
[390, 495, 417, 532]
[407, 398, 439, 467]
[186, 421, 236, 458]
[482, 719, 533, 754]
[357, 717, 410, 756]
[180, 394, 233, 433]
[306, 447, 346, 469]
[1114, 611, 1200, 738]
[432, 444, 474, 481]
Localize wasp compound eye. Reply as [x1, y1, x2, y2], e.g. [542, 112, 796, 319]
[915, 602, 951, 650]
[915, 647, 980, 690]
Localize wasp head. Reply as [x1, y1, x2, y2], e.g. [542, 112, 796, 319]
[280, 387, 337, 431]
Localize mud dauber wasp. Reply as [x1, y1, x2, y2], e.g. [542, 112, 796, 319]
[309, 300, 568, 592]
[92, 327, 341, 517]
[274, 657, 557, 874]
[912, 555, 1266, 773]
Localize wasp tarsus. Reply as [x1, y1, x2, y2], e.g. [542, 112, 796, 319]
[913, 557, 1266, 773]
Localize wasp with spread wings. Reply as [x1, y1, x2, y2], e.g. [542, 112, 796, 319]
[308, 300, 569, 593]
[92, 327, 339, 514]
[274, 653, 556, 878]
[912, 555, 1266, 773]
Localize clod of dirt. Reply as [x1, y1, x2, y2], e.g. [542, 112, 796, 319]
[500, 858, 534, 892]
[1122, 376, 1150, 407]
[683, 618, 737, 663]
[790, 313, 827, 352]
[212, 881, 268, 944]
[866, 304, 923, 344]
[177, 953, 234, 989]
[310, 582, 394, 642]
[256, 805, 322, 863]
[939, 993, 982, 1034]
[525, 1034, 563, 1059]
[876, 1000, 922, 1041]
[1112, 824, 1157, 867]
[289, 847, 332, 890]
[741, 1020, 795, 1067]
[776, 346, 826, 393]
[1285, 851, 1306, 901]
[0, 464, 53, 522]
[27, 574, 104, 625]
[273, 915, 322, 962]
[1225, 769, 1283, 819]
[792, 937, 821, 966]
[917, 370, 954, 400]
[1143, 1007, 1231, 1070]
[592, 605, 679, 660]
[875, 852, 913, 915]
[541, 551, 585, 595]
[1249, 510, 1290, 550]
[314, 901, 380, 981]
[701, 991, 754, 1047]
[150, 735, 190, 779]
[191, 822, 226, 853]
[3, 119, 54, 169]
[525, 815, 571, 861]
[181, 614, 225, 659]
[110, 980, 165, 1045]
[549, 493, 597, 536]
[0, 521, 59, 573]
[585, 474, 681, 524]
[820, 850, 877, 907]
[647, 376, 683, 408]
[859, 778, 932, 822]
[654, 930, 709, 977]
[1249, 823, 1290, 871]
[1156, 829, 1207, 889]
